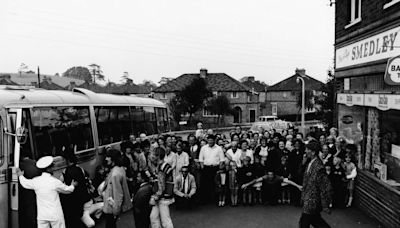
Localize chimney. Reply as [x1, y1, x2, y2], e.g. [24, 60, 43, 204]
[200, 68, 207, 78]
[69, 81, 76, 88]
[295, 68, 306, 76]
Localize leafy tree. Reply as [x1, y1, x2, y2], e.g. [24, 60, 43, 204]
[180, 77, 212, 124]
[315, 70, 335, 128]
[168, 95, 186, 130]
[88, 63, 105, 83]
[207, 95, 232, 125]
[139, 80, 157, 90]
[121, 72, 132, 84]
[63, 66, 92, 82]
[296, 90, 314, 111]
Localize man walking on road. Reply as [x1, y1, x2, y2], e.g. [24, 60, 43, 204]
[17, 156, 77, 228]
[299, 140, 332, 228]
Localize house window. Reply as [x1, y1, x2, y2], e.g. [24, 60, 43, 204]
[203, 108, 217, 117]
[231, 92, 238, 98]
[345, 0, 361, 29]
[384, 0, 400, 9]
[160, 93, 167, 99]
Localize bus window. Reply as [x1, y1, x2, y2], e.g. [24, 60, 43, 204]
[0, 117, 3, 166]
[143, 107, 156, 135]
[95, 106, 133, 145]
[131, 107, 145, 136]
[118, 107, 131, 140]
[32, 107, 94, 158]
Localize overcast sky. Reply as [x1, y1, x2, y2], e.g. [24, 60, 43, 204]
[0, 0, 334, 85]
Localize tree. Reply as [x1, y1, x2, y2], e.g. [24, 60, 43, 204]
[63, 66, 92, 82]
[180, 77, 212, 124]
[88, 63, 105, 83]
[315, 70, 335, 128]
[168, 95, 186, 130]
[121, 71, 132, 84]
[207, 95, 232, 125]
[18, 63, 28, 76]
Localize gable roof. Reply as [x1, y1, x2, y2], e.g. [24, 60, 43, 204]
[154, 73, 251, 93]
[267, 73, 324, 92]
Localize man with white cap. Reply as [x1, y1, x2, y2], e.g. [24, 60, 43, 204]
[17, 156, 77, 228]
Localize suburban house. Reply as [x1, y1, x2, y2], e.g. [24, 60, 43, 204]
[265, 69, 325, 121]
[241, 76, 268, 116]
[153, 68, 260, 125]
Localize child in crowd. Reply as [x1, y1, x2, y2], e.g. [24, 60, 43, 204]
[276, 156, 291, 204]
[344, 153, 357, 207]
[252, 156, 264, 204]
[239, 156, 254, 205]
[215, 163, 227, 207]
[325, 165, 334, 208]
[331, 157, 346, 208]
[228, 161, 239, 206]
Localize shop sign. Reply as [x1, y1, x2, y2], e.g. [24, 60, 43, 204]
[384, 55, 400, 85]
[341, 115, 354, 124]
[337, 93, 364, 106]
[365, 94, 400, 111]
[335, 26, 400, 69]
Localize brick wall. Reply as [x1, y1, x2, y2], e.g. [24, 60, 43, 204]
[335, 0, 400, 45]
[354, 170, 400, 228]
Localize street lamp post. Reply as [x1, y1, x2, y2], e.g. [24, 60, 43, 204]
[296, 76, 305, 136]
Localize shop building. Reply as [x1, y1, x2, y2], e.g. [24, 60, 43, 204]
[334, 1, 400, 227]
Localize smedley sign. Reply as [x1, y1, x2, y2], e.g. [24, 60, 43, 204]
[336, 26, 400, 69]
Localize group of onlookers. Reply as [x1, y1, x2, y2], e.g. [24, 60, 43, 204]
[17, 122, 358, 228]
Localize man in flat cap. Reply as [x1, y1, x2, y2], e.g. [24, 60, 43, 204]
[17, 156, 77, 228]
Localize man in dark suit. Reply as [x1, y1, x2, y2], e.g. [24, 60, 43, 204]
[174, 166, 197, 209]
[19, 149, 42, 228]
[132, 171, 153, 228]
[299, 140, 332, 228]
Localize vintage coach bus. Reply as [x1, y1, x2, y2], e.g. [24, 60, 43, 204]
[0, 86, 169, 228]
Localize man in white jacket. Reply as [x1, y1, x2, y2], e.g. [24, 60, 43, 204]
[18, 156, 77, 228]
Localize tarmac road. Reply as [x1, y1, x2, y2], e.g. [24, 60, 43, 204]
[98, 204, 382, 228]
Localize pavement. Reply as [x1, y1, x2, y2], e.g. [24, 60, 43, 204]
[98, 204, 383, 228]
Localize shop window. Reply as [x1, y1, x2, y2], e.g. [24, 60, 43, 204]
[32, 107, 94, 158]
[379, 110, 400, 184]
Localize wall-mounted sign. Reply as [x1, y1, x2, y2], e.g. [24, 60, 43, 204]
[384, 55, 400, 85]
[337, 93, 364, 106]
[335, 26, 400, 69]
[365, 94, 400, 111]
[341, 115, 354, 124]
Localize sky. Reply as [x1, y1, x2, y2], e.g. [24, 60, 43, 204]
[0, 0, 335, 85]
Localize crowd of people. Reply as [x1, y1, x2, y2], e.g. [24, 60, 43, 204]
[17, 122, 358, 228]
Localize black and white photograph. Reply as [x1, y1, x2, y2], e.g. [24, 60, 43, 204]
[0, 0, 399, 227]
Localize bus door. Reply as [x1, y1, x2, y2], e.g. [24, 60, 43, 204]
[0, 113, 9, 228]
[4, 108, 31, 228]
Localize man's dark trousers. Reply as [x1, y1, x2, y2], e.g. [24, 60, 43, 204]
[299, 213, 331, 228]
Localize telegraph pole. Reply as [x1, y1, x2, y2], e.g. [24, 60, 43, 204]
[37, 66, 41, 88]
